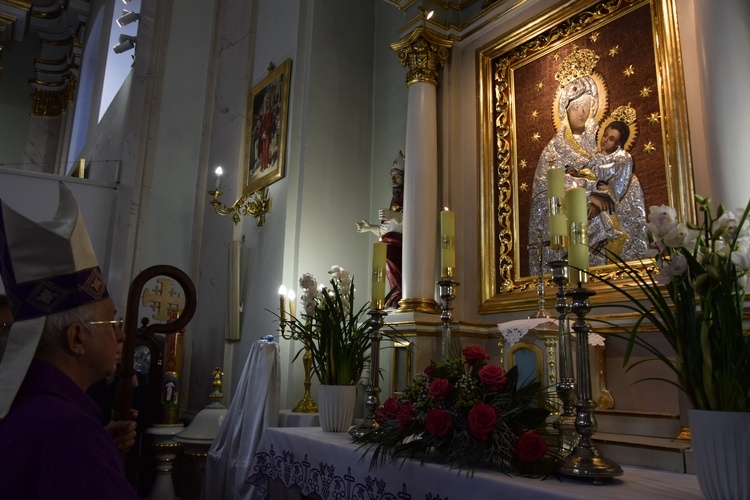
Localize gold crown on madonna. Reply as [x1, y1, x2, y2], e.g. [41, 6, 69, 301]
[610, 103, 637, 125]
[555, 48, 600, 87]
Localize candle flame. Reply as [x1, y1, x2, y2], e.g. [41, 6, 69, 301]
[278, 285, 287, 296]
[215, 166, 223, 176]
[443, 206, 450, 211]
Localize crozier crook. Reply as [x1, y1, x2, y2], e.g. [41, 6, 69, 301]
[115, 265, 197, 423]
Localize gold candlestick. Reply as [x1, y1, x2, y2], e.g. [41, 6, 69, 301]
[292, 348, 318, 413]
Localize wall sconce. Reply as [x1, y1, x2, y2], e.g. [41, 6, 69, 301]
[117, 9, 140, 27]
[113, 34, 136, 54]
[207, 167, 272, 226]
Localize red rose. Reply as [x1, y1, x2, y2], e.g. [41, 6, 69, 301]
[462, 346, 489, 364]
[467, 401, 497, 441]
[424, 365, 434, 377]
[478, 364, 508, 391]
[374, 397, 400, 425]
[515, 430, 549, 462]
[428, 378, 452, 399]
[396, 403, 415, 429]
[425, 408, 452, 437]
[374, 407, 388, 425]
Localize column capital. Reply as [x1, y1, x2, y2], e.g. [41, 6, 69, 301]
[390, 27, 453, 87]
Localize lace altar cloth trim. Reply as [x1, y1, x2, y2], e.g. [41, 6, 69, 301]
[249, 445, 443, 500]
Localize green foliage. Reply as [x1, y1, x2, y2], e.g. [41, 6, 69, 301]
[271, 267, 399, 386]
[589, 195, 750, 412]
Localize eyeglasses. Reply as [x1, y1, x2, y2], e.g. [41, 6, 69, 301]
[88, 318, 125, 329]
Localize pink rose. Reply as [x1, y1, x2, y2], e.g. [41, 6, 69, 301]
[478, 365, 508, 391]
[396, 403, 415, 429]
[425, 408, 452, 437]
[462, 346, 490, 364]
[467, 401, 497, 441]
[515, 430, 549, 462]
[428, 378, 452, 399]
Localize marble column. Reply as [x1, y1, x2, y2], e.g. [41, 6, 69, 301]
[390, 27, 452, 313]
[693, 0, 750, 209]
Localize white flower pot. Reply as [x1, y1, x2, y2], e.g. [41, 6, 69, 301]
[317, 384, 357, 432]
[689, 409, 750, 500]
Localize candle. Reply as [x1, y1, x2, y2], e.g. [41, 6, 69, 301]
[214, 166, 223, 190]
[278, 285, 287, 323]
[371, 240, 387, 308]
[287, 289, 296, 319]
[565, 187, 589, 283]
[441, 208, 456, 278]
[547, 168, 567, 249]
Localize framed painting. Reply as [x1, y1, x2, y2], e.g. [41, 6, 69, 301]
[478, 0, 694, 313]
[244, 58, 292, 195]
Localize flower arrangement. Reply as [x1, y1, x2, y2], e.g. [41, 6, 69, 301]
[591, 195, 750, 412]
[279, 266, 377, 386]
[354, 346, 558, 476]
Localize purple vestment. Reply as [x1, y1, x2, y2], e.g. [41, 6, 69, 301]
[0, 359, 139, 499]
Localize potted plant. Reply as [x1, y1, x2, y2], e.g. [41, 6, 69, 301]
[589, 194, 750, 499]
[282, 266, 381, 431]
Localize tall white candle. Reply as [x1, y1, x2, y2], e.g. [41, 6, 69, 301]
[440, 208, 456, 278]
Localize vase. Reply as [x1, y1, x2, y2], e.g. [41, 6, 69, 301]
[689, 409, 750, 500]
[317, 384, 357, 432]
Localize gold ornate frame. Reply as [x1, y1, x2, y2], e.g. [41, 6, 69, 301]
[478, 0, 694, 313]
[244, 58, 292, 195]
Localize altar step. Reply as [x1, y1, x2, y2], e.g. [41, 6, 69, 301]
[588, 410, 695, 474]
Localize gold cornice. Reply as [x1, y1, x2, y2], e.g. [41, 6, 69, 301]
[40, 35, 74, 46]
[390, 26, 454, 87]
[35, 56, 70, 66]
[31, 3, 63, 19]
[0, 0, 31, 10]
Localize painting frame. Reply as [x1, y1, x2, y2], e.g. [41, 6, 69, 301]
[478, 0, 694, 314]
[244, 58, 292, 195]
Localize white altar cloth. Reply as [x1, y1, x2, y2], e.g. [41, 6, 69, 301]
[248, 427, 703, 499]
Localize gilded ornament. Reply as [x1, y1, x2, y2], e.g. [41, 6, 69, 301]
[623, 65, 635, 77]
[530, 110, 538, 119]
[554, 48, 599, 88]
[648, 112, 661, 124]
[608, 45, 620, 57]
[519, 159, 527, 169]
[519, 182, 529, 192]
[536, 81, 544, 90]
[639, 86, 652, 98]
[610, 103, 636, 125]
[643, 141, 656, 154]
[390, 27, 453, 87]
[531, 132, 541, 143]
[589, 31, 600, 43]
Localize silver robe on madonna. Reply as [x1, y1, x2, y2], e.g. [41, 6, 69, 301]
[528, 123, 648, 275]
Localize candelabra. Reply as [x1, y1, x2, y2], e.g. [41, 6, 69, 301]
[550, 259, 577, 454]
[350, 308, 388, 438]
[437, 278, 459, 358]
[556, 283, 622, 483]
[208, 187, 272, 226]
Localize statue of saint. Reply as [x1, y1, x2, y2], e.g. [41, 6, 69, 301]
[356, 151, 404, 308]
